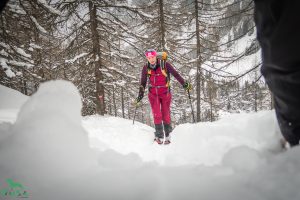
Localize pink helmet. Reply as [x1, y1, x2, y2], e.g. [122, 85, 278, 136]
[144, 49, 157, 57]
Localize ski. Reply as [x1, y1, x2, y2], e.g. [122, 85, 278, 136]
[164, 139, 171, 145]
[154, 137, 171, 145]
[154, 137, 163, 145]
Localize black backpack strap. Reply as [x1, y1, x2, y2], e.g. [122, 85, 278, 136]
[160, 60, 170, 91]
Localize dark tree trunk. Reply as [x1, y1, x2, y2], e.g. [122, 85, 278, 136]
[121, 86, 125, 118]
[158, 0, 166, 51]
[113, 86, 117, 117]
[89, 2, 105, 115]
[194, 0, 202, 122]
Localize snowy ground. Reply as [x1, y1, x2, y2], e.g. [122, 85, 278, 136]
[1, 80, 300, 200]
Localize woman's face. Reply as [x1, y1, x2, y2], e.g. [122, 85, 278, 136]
[147, 56, 157, 65]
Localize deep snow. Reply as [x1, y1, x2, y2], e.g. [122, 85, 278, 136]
[1, 80, 300, 200]
[0, 84, 28, 123]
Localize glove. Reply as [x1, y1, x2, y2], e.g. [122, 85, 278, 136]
[183, 82, 192, 91]
[134, 95, 143, 106]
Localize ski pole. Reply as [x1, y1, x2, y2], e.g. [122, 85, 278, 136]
[133, 104, 138, 125]
[188, 89, 195, 123]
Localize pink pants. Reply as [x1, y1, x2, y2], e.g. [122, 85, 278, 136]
[148, 92, 172, 124]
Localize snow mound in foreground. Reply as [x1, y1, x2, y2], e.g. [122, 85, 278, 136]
[1, 80, 300, 200]
[0, 80, 97, 190]
[84, 111, 282, 166]
[0, 84, 28, 122]
[0, 84, 28, 109]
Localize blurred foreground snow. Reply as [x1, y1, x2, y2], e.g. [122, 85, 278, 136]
[0, 80, 299, 200]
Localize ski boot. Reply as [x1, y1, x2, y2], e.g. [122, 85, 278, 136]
[154, 124, 164, 145]
[163, 123, 173, 145]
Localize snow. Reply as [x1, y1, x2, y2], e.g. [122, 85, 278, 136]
[0, 85, 28, 126]
[6, 60, 34, 69]
[0, 85, 28, 109]
[222, 146, 265, 172]
[84, 111, 280, 167]
[1, 80, 300, 200]
[29, 43, 42, 49]
[30, 16, 47, 34]
[139, 10, 157, 19]
[15, 47, 31, 58]
[65, 52, 89, 64]
[0, 42, 9, 49]
[202, 28, 261, 82]
[37, 0, 62, 16]
[7, 3, 26, 15]
[0, 58, 16, 78]
[0, 49, 8, 57]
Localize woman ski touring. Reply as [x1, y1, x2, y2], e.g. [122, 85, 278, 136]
[135, 49, 191, 145]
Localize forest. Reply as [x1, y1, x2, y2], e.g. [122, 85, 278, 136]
[0, 0, 271, 126]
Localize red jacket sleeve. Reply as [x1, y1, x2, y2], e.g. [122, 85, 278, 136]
[166, 62, 185, 85]
[138, 65, 147, 97]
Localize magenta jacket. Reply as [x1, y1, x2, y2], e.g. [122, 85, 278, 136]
[138, 60, 185, 97]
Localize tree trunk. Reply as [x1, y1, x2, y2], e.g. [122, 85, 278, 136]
[210, 99, 213, 122]
[158, 0, 166, 51]
[22, 79, 28, 95]
[254, 84, 258, 112]
[121, 86, 125, 118]
[108, 94, 112, 115]
[89, 2, 105, 115]
[113, 86, 117, 117]
[194, 0, 202, 122]
[127, 93, 131, 119]
[270, 91, 274, 110]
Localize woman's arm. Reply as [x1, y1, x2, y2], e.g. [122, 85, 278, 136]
[138, 65, 148, 99]
[166, 62, 185, 85]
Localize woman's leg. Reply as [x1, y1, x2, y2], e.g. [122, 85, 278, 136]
[161, 93, 172, 125]
[148, 93, 162, 125]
